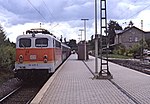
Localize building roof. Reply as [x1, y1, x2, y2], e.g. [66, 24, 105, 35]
[115, 26, 144, 35]
[115, 26, 150, 40]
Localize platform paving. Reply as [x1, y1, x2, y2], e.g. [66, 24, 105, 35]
[31, 54, 150, 104]
[85, 56, 150, 104]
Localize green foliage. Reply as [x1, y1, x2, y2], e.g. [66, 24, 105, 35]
[0, 25, 6, 45]
[0, 45, 16, 69]
[113, 44, 126, 55]
[0, 24, 16, 70]
[124, 21, 134, 30]
[113, 39, 148, 57]
[108, 54, 131, 59]
[128, 44, 141, 55]
[108, 20, 123, 44]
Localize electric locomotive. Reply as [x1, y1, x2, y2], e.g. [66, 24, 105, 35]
[14, 28, 70, 80]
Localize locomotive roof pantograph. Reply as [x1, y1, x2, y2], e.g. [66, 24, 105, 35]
[26, 28, 55, 37]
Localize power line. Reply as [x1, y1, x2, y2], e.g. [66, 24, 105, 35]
[128, 4, 150, 19]
[41, 0, 55, 22]
[26, 0, 48, 22]
[117, 2, 150, 27]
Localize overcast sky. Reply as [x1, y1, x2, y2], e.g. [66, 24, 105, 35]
[1, 0, 150, 43]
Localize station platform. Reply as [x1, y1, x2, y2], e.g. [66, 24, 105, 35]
[31, 54, 150, 104]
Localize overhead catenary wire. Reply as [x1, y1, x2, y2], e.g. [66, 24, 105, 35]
[128, 4, 150, 19]
[26, 0, 49, 23]
[41, 0, 56, 22]
[116, 1, 150, 27]
[26, 0, 60, 31]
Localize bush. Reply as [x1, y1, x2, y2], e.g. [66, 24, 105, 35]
[0, 45, 15, 70]
[113, 44, 126, 55]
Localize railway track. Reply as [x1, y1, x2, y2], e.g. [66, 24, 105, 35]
[0, 81, 46, 104]
[0, 86, 21, 103]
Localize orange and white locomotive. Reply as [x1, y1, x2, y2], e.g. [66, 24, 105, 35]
[14, 28, 70, 80]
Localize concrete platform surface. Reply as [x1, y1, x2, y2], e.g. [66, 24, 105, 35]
[31, 54, 150, 104]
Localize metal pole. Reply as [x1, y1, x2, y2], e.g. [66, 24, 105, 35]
[81, 19, 89, 60]
[95, 0, 98, 74]
[79, 29, 84, 41]
[141, 20, 143, 61]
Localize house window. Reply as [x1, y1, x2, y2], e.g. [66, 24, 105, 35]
[129, 36, 132, 42]
[135, 37, 138, 42]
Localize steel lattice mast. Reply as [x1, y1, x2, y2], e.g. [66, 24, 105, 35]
[98, 0, 113, 79]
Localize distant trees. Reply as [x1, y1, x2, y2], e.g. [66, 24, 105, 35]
[124, 21, 134, 30]
[108, 20, 123, 44]
[0, 24, 15, 70]
[0, 25, 6, 45]
[68, 39, 77, 51]
[86, 20, 123, 54]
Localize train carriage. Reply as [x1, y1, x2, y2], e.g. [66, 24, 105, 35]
[14, 28, 70, 80]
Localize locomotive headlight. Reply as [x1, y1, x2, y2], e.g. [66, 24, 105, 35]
[43, 55, 48, 63]
[19, 55, 23, 59]
[43, 55, 48, 59]
[19, 55, 23, 63]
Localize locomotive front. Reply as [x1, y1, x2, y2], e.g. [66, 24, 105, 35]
[14, 28, 62, 80]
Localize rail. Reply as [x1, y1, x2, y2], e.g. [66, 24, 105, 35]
[0, 86, 22, 103]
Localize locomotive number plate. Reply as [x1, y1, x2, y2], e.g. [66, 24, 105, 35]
[30, 55, 36, 60]
[29, 64, 38, 67]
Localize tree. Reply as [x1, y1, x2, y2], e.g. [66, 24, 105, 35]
[69, 39, 77, 50]
[60, 35, 63, 42]
[124, 21, 134, 30]
[0, 24, 6, 45]
[0, 24, 16, 70]
[129, 21, 134, 27]
[108, 20, 123, 44]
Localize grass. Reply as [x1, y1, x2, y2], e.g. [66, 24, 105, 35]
[104, 54, 132, 59]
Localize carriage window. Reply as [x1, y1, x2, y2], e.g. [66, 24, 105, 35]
[19, 38, 31, 47]
[35, 38, 48, 47]
[55, 40, 61, 48]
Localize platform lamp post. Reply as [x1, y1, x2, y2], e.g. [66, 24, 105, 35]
[81, 19, 89, 60]
[79, 29, 84, 41]
[141, 20, 144, 61]
[94, 0, 98, 74]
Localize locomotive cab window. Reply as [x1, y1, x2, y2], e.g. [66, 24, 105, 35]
[35, 38, 48, 47]
[19, 38, 31, 47]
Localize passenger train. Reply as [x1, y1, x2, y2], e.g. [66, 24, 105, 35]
[14, 28, 71, 80]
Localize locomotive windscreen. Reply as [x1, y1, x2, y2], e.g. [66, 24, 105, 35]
[35, 38, 48, 47]
[19, 38, 31, 47]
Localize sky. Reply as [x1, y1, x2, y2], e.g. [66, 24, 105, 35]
[1, 0, 150, 43]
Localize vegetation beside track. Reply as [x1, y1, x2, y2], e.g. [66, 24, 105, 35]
[107, 54, 132, 59]
[0, 24, 15, 85]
